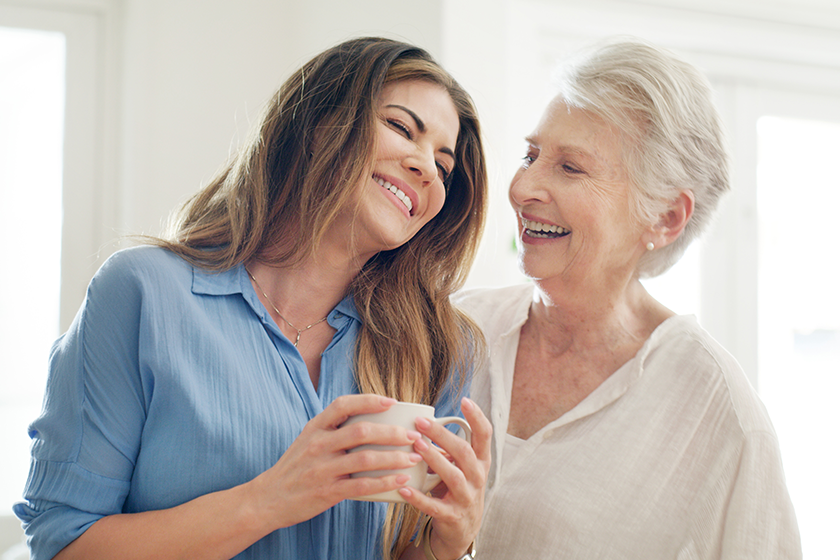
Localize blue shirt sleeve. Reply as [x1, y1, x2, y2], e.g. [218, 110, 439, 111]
[14, 249, 151, 560]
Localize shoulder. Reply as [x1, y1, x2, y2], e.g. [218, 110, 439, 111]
[97, 245, 192, 281]
[83, 246, 196, 316]
[452, 283, 533, 330]
[645, 316, 775, 436]
[92, 245, 195, 291]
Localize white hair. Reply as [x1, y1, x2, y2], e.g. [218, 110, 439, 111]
[552, 36, 730, 277]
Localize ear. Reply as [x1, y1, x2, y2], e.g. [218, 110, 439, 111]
[644, 190, 695, 249]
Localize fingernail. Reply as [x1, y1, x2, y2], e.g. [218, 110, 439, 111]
[462, 397, 473, 411]
[406, 430, 421, 441]
[396, 474, 411, 485]
[415, 417, 431, 430]
[409, 453, 423, 464]
[414, 438, 429, 452]
[380, 397, 397, 406]
[399, 487, 412, 498]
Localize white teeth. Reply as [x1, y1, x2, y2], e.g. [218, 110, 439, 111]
[375, 177, 412, 212]
[523, 219, 569, 235]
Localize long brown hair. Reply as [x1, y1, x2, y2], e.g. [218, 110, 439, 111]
[154, 37, 487, 558]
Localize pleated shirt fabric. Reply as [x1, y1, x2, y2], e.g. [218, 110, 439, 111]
[14, 246, 464, 560]
[454, 284, 801, 560]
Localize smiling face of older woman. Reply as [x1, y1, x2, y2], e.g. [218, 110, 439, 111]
[509, 98, 652, 296]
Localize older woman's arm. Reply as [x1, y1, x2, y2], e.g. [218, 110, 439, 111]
[717, 431, 801, 559]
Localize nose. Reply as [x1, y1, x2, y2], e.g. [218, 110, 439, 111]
[404, 146, 437, 186]
[509, 165, 551, 207]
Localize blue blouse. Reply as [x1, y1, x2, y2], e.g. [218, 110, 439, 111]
[14, 246, 465, 560]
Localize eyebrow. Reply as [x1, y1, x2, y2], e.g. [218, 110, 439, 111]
[524, 136, 591, 159]
[386, 104, 456, 160]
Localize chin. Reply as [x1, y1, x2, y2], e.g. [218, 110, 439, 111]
[518, 253, 569, 284]
[376, 232, 415, 253]
[517, 255, 541, 280]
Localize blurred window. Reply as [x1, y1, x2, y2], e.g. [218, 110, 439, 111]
[756, 115, 840, 559]
[0, 25, 65, 511]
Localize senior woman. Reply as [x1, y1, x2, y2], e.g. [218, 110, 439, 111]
[455, 38, 801, 559]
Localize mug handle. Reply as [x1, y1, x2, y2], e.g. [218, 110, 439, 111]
[420, 416, 472, 493]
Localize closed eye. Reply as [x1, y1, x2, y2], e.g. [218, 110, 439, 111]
[387, 118, 413, 140]
[436, 163, 451, 184]
[562, 163, 584, 174]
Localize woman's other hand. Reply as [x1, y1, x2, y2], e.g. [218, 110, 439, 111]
[399, 397, 492, 559]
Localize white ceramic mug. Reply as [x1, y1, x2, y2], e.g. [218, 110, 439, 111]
[342, 401, 472, 503]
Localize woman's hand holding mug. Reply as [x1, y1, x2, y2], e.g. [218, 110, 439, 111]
[341, 401, 472, 503]
[343, 397, 491, 560]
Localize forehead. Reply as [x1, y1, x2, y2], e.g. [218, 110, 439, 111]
[379, 80, 460, 148]
[531, 98, 630, 165]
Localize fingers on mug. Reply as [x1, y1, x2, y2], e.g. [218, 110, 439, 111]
[341, 402, 472, 502]
[418, 416, 471, 492]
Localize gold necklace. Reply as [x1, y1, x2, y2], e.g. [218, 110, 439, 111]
[246, 268, 329, 347]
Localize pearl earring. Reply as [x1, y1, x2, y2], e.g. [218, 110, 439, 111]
[646, 242, 655, 251]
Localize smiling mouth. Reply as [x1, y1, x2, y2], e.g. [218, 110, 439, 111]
[374, 176, 413, 214]
[522, 219, 571, 239]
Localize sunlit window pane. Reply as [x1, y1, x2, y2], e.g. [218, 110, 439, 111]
[0, 26, 65, 511]
[757, 115, 840, 559]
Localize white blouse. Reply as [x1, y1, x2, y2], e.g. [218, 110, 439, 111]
[455, 284, 801, 560]
[503, 433, 526, 465]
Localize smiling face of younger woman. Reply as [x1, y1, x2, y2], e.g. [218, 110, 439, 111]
[509, 98, 650, 294]
[332, 79, 460, 263]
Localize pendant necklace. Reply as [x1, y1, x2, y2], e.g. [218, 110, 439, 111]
[246, 268, 328, 347]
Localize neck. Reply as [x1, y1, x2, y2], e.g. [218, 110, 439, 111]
[528, 276, 672, 355]
[246, 250, 365, 328]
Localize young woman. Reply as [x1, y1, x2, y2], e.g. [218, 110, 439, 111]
[15, 37, 491, 560]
